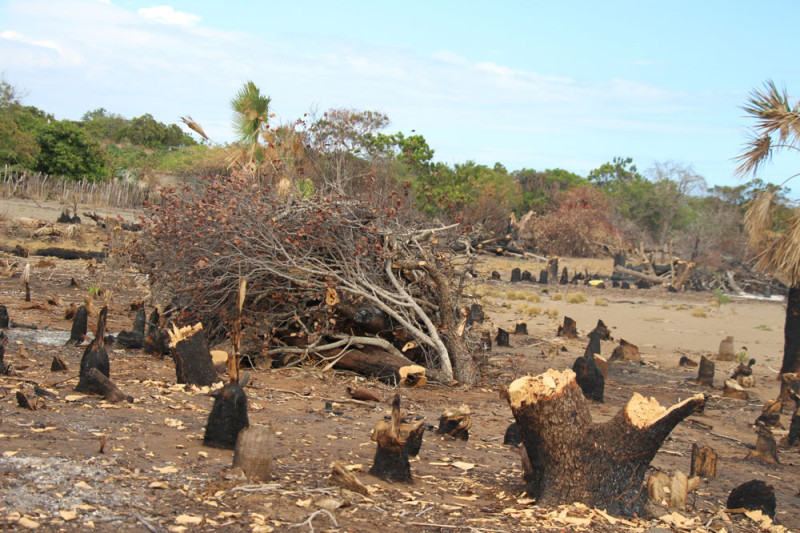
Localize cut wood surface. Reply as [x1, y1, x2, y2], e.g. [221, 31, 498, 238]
[506, 368, 705, 516]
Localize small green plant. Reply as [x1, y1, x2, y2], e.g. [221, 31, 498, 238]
[88, 285, 100, 297]
[755, 324, 773, 332]
[566, 293, 587, 304]
[734, 348, 750, 364]
[711, 288, 730, 309]
[594, 298, 608, 307]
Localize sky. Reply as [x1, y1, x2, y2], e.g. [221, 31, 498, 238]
[2, 0, 800, 197]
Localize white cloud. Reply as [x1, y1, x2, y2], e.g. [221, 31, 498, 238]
[0, 29, 82, 65]
[138, 6, 200, 27]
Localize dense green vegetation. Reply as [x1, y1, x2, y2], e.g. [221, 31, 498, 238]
[0, 76, 792, 264]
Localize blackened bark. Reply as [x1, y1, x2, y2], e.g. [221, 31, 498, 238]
[66, 305, 88, 346]
[76, 307, 109, 394]
[781, 284, 800, 375]
[204, 383, 248, 449]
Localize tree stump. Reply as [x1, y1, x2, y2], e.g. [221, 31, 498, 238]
[690, 443, 717, 479]
[503, 421, 522, 447]
[556, 316, 577, 338]
[232, 424, 274, 482]
[490, 271, 501, 281]
[50, 354, 68, 372]
[745, 424, 779, 464]
[679, 356, 698, 368]
[0, 332, 8, 375]
[647, 470, 699, 510]
[168, 323, 220, 387]
[437, 404, 471, 440]
[573, 347, 604, 402]
[398, 365, 427, 388]
[495, 328, 510, 347]
[756, 399, 782, 428]
[466, 303, 484, 326]
[546, 257, 558, 283]
[144, 308, 169, 357]
[204, 383, 249, 449]
[83, 368, 133, 403]
[727, 480, 776, 518]
[76, 307, 110, 394]
[559, 267, 569, 285]
[593, 354, 608, 379]
[538, 270, 548, 284]
[778, 372, 800, 404]
[521, 270, 532, 282]
[610, 339, 640, 362]
[369, 394, 424, 483]
[116, 307, 146, 349]
[718, 336, 735, 361]
[514, 322, 528, 335]
[510, 268, 521, 283]
[66, 305, 88, 346]
[780, 394, 800, 448]
[506, 369, 705, 516]
[0, 305, 8, 328]
[723, 379, 749, 400]
[696, 355, 714, 387]
[330, 462, 368, 495]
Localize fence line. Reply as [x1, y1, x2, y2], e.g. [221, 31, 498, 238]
[0, 166, 160, 208]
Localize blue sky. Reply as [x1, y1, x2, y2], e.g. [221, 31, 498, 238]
[2, 0, 800, 196]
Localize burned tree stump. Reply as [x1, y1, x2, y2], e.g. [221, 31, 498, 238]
[610, 339, 640, 362]
[756, 399, 782, 428]
[690, 443, 717, 479]
[490, 271, 501, 281]
[510, 268, 521, 283]
[778, 372, 800, 404]
[593, 354, 608, 379]
[466, 303, 484, 326]
[506, 369, 705, 516]
[204, 383, 249, 449]
[437, 404, 471, 441]
[232, 424, 274, 482]
[116, 307, 145, 349]
[723, 379, 749, 400]
[83, 368, 132, 403]
[559, 267, 569, 285]
[537, 269, 548, 284]
[727, 480, 776, 518]
[521, 270, 532, 282]
[50, 354, 68, 372]
[556, 316, 577, 338]
[0, 331, 9, 375]
[546, 257, 559, 283]
[66, 305, 88, 346]
[647, 470, 698, 510]
[573, 329, 606, 402]
[696, 355, 714, 387]
[75, 307, 110, 394]
[495, 328, 510, 347]
[144, 308, 169, 357]
[778, 392, 799, 447]
[679, 356, 698, 368]
[745, 424, 779, 465]
[514, 322, 528, 335]
[503, 421, 522, 447]
[168, 323, 220, 387]
[0, 305, 8, 328]
[369, 394, 424, 483]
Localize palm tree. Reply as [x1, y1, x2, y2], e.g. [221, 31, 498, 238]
[230, 80, 271, 168]
[736, 80, 800, 383]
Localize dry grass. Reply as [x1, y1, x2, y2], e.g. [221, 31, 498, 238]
[517, 304, 541, 316]
[594, 298, 608, 307]
[546, 308, 559, 317]
[662, 303, 671, 309]
[526, 294, 541, 303]
[552, 293, 563, 301]
[566, 292, 587, 304]
[692, 307, 707, 318]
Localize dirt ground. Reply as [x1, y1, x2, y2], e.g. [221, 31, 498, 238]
[0, 199, 798, 532]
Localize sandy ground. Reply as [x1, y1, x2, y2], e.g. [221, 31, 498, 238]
[0, 200, 798, 532]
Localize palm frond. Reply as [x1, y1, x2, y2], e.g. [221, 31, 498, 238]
[744, 189, 777, 248]
[231, 81, 271, 147]
[734, 135, 772, 177]
[181, 116, 210, 142]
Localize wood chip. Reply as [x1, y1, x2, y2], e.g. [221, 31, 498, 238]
[174, 514, 203, 525]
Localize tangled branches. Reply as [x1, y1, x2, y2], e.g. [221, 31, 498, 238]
[135, 174, 478, 383]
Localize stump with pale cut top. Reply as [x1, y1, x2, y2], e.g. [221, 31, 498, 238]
[505, 368, 705, 516]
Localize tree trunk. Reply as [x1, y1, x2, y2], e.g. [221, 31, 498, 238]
[332, 347, 421, 383]
[505, 369, 705, 516]
[781, 284, 800, 375]
[697, 355, 714, 387]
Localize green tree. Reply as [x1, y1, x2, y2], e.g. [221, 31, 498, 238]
[513, 168, 587, 214]
[648, 161, 706, 244]
[0, 77, 48, 168]
[230, 81, 271, 166]
[736, 80, 800, 379]
[114, 113, 195, 149]
[587, 156, 642, 187]
[34, 120, 107, 180]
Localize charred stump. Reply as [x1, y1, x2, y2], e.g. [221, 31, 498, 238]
[557, 316, 577, 338]
[727, 480, 776, 518]
[66, 305, 88, 346]
[490, 271, 501, 281]
[679, 356, 698, 368]
[16, 391, 35, 410]
[610, 339, 640, 362]
[510, 268, 521, 283]
[538, 269, 548, 284]
[756, 399, 782, 428]
[696, 355, 714, 387]
[466, 303, 484, 326]
[718, 335, 735, 361]
[559, 267, 569, 285]
[690, 443, 717, 479]
[369, 394, 424, 483]
[745, 424, 779, 465]
[546, 257, 558, 283]
[168, 323, 220, 387]
[573, 343, 604, 402]
[75, 307, 110, 394]
[437, 404, 471, 441]
[514, 322, 528, 335]
[495, 328, 510, 347]
[116, 307, 146, 349]
[778, 372, 800, 404]
[330, 462, 369, 495]
[503, 421, 522, 447]
[521, 270, 532, 282]
[0, 305, 8, 328]
[144, 308, 169, 357]
[723, 379, 749, 401]
[506, 369, 705, 516]
[204, 383, 249, 449]
[50, 354, 68, 372]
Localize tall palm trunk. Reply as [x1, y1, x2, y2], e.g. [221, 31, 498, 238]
[782, 284, 800, 375]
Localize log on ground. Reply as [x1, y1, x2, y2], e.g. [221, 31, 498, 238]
[332, 347, 419, 383]
[116, 307, 146, 349]
[505, 368, 705, 516]
[83, 368, 133, 403]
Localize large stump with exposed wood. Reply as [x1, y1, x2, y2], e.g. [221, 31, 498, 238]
[76, 307, 110, 394]
[169, 323, 220, 387]
[369, 394, 425, 483]
[505, 369, 705, 516]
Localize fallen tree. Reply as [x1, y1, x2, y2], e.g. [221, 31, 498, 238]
[505, 368, 705, 516]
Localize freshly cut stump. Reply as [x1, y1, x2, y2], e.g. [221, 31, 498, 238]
[690, 443, 717, 479]
[233, 424, 274, 482]
[437, 404, 471, 440]
[506, 368, 705, 516]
